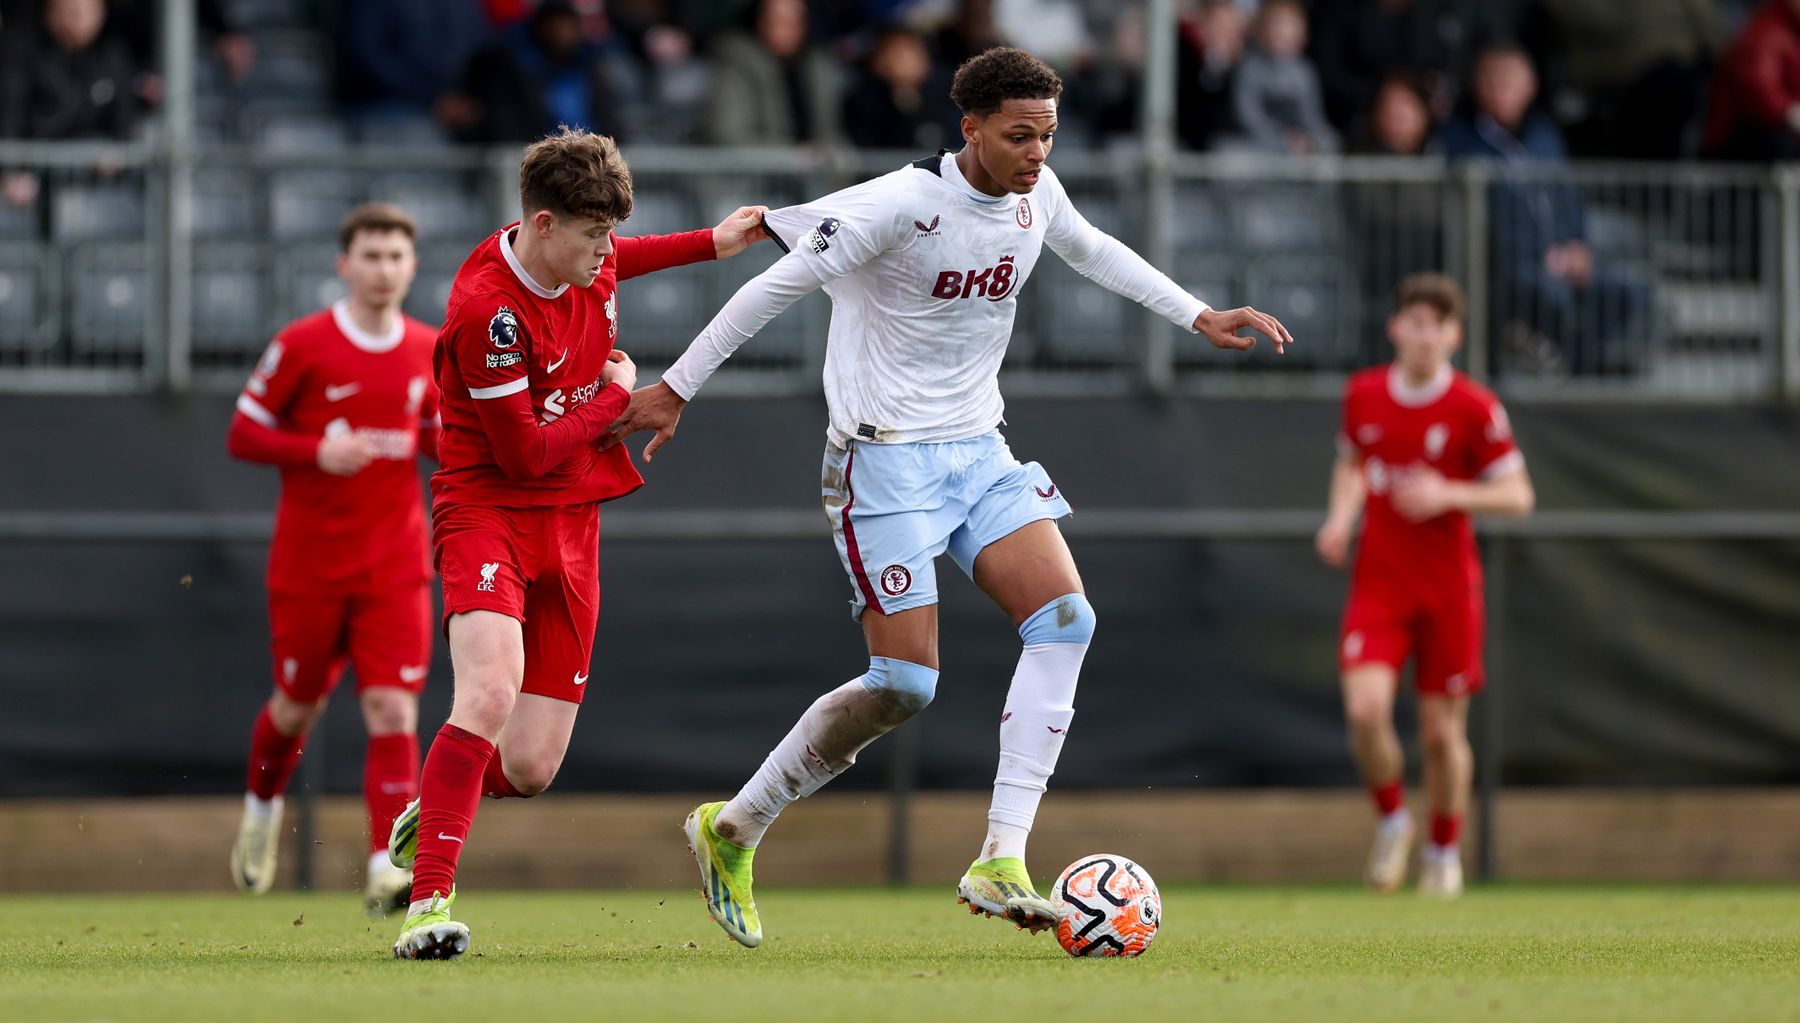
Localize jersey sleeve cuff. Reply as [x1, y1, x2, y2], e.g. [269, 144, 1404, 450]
[1478, 449, 1526, 480]
[468, 377, 530, 400]
[236, 393, 278, 428]
[1178, 294, 1211, 333]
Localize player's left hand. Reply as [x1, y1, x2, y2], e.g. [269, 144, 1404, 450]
[713, 205, 772, 259]
[1391, 467, 1455, 522]
[1195, 306, 1294, 355]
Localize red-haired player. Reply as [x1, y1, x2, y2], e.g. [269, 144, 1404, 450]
[1315, 274, 1535, 898]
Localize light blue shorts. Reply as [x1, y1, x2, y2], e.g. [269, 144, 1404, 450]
[821, 431, 1073, 619]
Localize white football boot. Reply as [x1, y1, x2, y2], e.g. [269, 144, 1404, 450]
[229, 794, 283, 895]
[1364, 810, 1414, 893]
[365, 851, 414, 918]
[1418, 846, 1465, 898]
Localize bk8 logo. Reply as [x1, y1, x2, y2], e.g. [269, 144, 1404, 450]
[931, 256, 1017, 302]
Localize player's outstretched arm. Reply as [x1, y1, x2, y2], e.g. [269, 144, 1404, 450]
[612, 206, 771, 281]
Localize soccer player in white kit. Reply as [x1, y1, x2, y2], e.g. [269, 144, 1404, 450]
[613, 47, 1294, 946]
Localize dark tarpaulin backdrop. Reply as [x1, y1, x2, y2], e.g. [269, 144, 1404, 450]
[0, 395, 1795, 797]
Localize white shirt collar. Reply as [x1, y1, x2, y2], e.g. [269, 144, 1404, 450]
[1387, 363, 1453, 407]
[501, 226, 570, 300]
[331, 299, 404, 353]
[941, 152, 1013, 207]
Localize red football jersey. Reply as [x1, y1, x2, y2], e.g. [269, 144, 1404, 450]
[431, 224, 715, 509]
[1340, 365, 1523, 591]
[236, 302, 439, 594]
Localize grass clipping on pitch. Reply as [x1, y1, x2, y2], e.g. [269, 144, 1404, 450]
[0, 885, 1794, 1022]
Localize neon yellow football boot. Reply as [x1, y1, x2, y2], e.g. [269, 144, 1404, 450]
[683, 801, 762, 948]
[391, 888, 469, 960]
[957, 857, 1056, 934]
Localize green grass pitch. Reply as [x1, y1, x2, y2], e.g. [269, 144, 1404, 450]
[1, 886, 1794, 1022]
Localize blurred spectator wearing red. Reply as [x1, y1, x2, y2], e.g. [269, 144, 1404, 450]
[1704, 0, 1800, 160]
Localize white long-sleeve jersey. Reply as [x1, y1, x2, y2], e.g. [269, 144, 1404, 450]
[661, 152, 1211, 446]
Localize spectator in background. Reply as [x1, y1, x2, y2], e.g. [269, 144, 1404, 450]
[1443, 43, 1651, 376]
[1531, 0, 1724, 159]
[929, 0, 1007, 72]
[843, 24, 955, 151]
[703, 0, 842, 147]
[1231, 0, 1338, 155]
[1175, 0, 1248, 151]
[1704, 0, 1800, 160]
[0, 0, 142, 208]
[333, 0, 487, 143]
[1310, 0, 1461, 132]
[1349, 74, 1438, 155]
[451, 1, 642, 143]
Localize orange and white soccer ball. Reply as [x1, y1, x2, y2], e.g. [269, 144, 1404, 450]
[1050, 854, 1161, 957]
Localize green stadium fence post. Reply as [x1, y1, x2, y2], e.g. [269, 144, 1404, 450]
[153, 0, 195, 393]
[1476, 533, 1508, 883]
[1459, 163, 1491, 385]
[1777, 167, 1800, 402]
[1138, 0, 1178, 396]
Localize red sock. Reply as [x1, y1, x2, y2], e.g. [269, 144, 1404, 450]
[409, 724, 495, 902]
[482, 754, 526, 799]
[1430, 813, 1462, 848]
[246, 706, 305, 800]
[364, 732, 420, 855]
[1369, 778, 1405, 817]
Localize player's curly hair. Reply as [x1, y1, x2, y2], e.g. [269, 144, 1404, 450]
[518, 125, 634, 225]
[949, 47, 1063, 118]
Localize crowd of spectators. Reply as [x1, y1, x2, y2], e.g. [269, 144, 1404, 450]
[1, 0, 1792, 161]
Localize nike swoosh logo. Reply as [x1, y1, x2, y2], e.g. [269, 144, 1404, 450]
[436, 834, 464, 844]
[572, 672, 588, 686]
[324, 383, 361, 402]
[545, 351, 567, 372]
[1047, 726, 1066, 734]
[398, 665, 427, 683]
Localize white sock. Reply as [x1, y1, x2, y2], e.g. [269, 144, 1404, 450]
[1378, 807, 1412, 837]
[982, 640, 1085, 861]
[1426, 843, 1460, 863]
[368, 850, 393, 878]
[717, 678, 896, 848]
[244, 792, 281, 824]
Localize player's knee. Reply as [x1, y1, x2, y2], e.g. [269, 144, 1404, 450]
[268, 691, 325, 735]
[1018, 593, 1096, 646]
[507, 756, 557, 797]
[359, 688, 417, 735]
[861, 656, 940, 720]
[1420, 717, 1466, 758]
[452, 681, 516, 734]
[1344, 692, 1389, 732]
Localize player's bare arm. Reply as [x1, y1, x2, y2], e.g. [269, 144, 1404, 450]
[1390, 462, 1536, 523]
[1316, 448, 1366, 568]
[1196, 306, 1295, 354]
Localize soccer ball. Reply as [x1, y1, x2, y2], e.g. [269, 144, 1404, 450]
[1050, 854, 1161, 957]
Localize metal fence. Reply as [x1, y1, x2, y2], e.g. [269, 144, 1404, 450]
[2, 141, 1796, 402]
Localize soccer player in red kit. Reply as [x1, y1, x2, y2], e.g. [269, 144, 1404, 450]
[1315, 274, 1535, 898]
[386, 127, 770, 959]
[227, 203, 440, 915]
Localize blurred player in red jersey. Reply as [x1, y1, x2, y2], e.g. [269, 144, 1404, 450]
[227, 203, 440, 915]
[386, 127, 770, 959]
[1315, 274, 1535, 898]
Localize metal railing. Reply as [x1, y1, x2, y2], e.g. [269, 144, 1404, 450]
[2, 141, 1795, 403]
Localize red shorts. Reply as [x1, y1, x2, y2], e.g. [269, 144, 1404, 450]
[434, 501, 600, 705]
[1339, 578, 1485, 697]
[268, 583, 433, 702]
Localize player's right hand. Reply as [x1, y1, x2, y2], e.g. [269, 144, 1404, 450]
[603, 348, 638, 393]
[1195, 306, 1294, 354]
[1315, 518, 1352, 569]
[317, 434, 376, 476]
